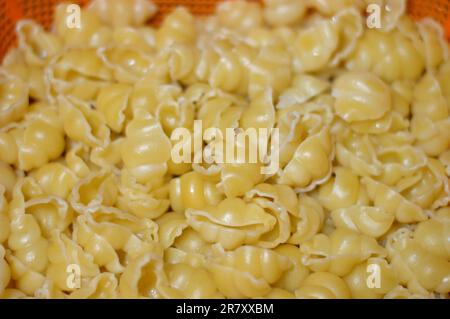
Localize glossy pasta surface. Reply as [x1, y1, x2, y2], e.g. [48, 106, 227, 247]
[0, 0, 449, 299]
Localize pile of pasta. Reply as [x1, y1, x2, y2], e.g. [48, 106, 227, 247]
[0, 0, 449, 299]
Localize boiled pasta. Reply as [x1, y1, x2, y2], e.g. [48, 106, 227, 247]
[0, 0, 449, 300]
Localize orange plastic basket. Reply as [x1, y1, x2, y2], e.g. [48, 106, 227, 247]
[0, 0, 449, 60]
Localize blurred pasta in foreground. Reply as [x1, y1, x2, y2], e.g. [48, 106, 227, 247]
[0, 0, 449, 299]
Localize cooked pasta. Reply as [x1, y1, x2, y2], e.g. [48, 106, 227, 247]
[0, 0, 449, 300]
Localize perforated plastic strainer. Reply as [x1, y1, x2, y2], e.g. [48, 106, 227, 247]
[0, 0, 449, 60]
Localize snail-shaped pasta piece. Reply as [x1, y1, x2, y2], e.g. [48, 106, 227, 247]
[156, 96, 195, 136]
[54, 4, 111, 47]
[0, 245, 10, 296]
[344, 258, 399, 299]
[374, 145, 428, 186]
[170, 171, 223, 214]
[186, 198, 276, 250]
[48, 48, 113, 102]
[2, 49, 47, 101]
[362, 177, 427, 223]
[331, 205, 394, 238]
[289, 195, 325, 245]
[156, 7, 197, 49]
[316, 167, 369, 211]
[164, 263, 223, 299]
[207, 245, 291, 298]
[0, 103, 65, 171]
[301, 228, 386, 276]
[88, 0, 157, 28]
[69, 273, 118, 299]
[413, 208, 450, 259]
[332, 72, 391, 122]
[69, 170, 118, 214]
[96, 83, 132, 133]
[277, 75, 330, 110]
[216, 0, 263, 30]
[395, 158, 450, 209]
[30, 163, 78, 199]
[439, 150, 450, 176]
[58, 95, 110, 148]
[98, 46, 152, 83]
[6, 181, 48, 295]
[0, 186, 10, 245]
[278, 127, 333, 192]
[292, 19, 339, 72]
[260, 288, 295, 299]
[346, 28, 424, 82]
[294, 272, 351, 299]
[308, 0, 364, 16]
[335, 130, 381, 177]
[386, 228, 450, 294]
[46, 231, 100, 293]
[263, 0, 307, 26]
[273, 244, 309, 292]
[241, 89, 275, 131]
[384, 285, 435, 299]
[330, 8, 364, 66]
[165, 228, 213, 268]
[121, 110, 171, 184]
[416, 19, 449, 72]
[119, 250, 168, 298]
[245, 183, 298, 216]
[156, 212, 188, 249]
[90, 137, 124, 172]
[23, 195, 74, 238]
[0, 70, 29, 128]
[16, 20, 62, 66]
[411, 73, 450, 157]
[152, 44, 199, 86]
[247, 45, 292, 99]
[117, 171, 170, 220]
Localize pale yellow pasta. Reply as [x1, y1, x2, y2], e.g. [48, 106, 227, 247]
[69, 170, 118, 214]
[0, 0, 449, 300]
[156, 7, 197, 49]
[344, 258, 399, 299]
[263, 0, 307, 26]
[0, 103, 65, 171]
[47, 231, 100, 292]
[69, 273, 118, 299]
[292, 19, 339, 72]
[121, 110, 171, 184]
[386, 228, 450, 294]
[294, 272, 351, 299]
[288, 194, 325, 244]
[88, 0, 157, 28]
[413, 208, 450, 259]
[0, 245, 10, 296]
[164, 263, 223, 299]
[169, 171, 223, 214]
[332, 72, 391, 123]
[277, 75, 330, 110]
[278, 127, 333, 191]
[316, 167, 369, 211]
[208, 245, 291, 298]
[362, 177, 428, 223]
[273, 244, 309, 292]
[301, 228, 386, 276]
[186, 198, 276, 250]
[331, 205, 394, 238]
[16, 20, 62, 66]
[48, 48, 113, 101]
[117, 171, 170, 219]
[346, 27, 425, 82]
[0, 70, 29, 128]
